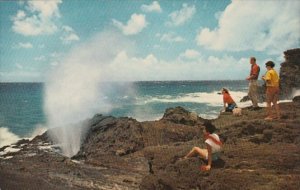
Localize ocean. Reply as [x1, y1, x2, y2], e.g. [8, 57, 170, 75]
[0, 81, 252, 147]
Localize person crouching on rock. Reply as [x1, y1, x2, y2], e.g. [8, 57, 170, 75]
[182, 121, 222, 171]
[222, 88, 237, 112]
[262, 61, 281, 120]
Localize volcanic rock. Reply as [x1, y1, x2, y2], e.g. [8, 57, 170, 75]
[280, 48, 300, 98]
[1, 95, 300, 190]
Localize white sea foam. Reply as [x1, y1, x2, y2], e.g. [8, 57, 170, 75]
[292, 89, 300, 97]
[140, 90, 248, 107]
[2, 156, 13, 159]
[0, 124, 48, 148]
[199, 112, 220, 119]
[0, 127, 20, 147]
[131, 90, 250, 120]
[138, 90, 294, 109]
[0, 146, 21, 156]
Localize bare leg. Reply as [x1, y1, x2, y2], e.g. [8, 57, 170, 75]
[272, 100, 281, 118]
[184, 147, 207, 159]
[265, 101, 272, 119]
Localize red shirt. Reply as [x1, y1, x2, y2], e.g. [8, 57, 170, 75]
[250, 64, 260, 80]
[223, 93, 235, 104]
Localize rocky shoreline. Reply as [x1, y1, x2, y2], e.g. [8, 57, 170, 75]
[1, 97, 300, 190]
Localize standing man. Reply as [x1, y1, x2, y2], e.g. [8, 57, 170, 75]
[246, 57, 260, 110]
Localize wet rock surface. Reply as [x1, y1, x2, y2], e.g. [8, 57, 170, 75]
[1, 101, 300, 190]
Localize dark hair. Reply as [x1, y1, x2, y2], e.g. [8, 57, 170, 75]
[203, 120, 216, 134]
[250, 57, 256, 62]
[222, 88, 229, 94]
[265, 61, 275, 68]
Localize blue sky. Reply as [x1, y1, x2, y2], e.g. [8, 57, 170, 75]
[0, 0, 299, 82]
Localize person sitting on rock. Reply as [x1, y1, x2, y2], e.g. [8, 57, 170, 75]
[221, 88, 237, 112]
[182, 121, 222, 171]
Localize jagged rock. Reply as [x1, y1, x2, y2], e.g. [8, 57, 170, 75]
[77, 117, 144, 159]
[293, 95, 300, 104]
[75, 108, 201, 163]
[161, 106, 204, 125]
[0, 145, 10, 152]
[14, 139, 30, 146]
[240, 95, 251, 102]
[280, 48, 300, 98]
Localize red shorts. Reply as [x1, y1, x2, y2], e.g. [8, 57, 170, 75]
[266, 87, 279, 103]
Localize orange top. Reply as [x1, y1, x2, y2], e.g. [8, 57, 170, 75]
[223, 93, 235, 104]
[249, 64, 260, 80]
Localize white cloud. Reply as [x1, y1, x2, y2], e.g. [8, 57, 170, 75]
[196, 0, 300, 55]
[15, 10, 26, 19]
[34, 55, 46, 62]
[113, 51, 158, 67]
[27, 1, 61, 18]
[141, 1, 162, 13]
[17, 42, 33, 49]
[107, 49, 250, 81]
[60, 25, 80, 44]
[167, 4, 196, 26]
[112, 14, 148, 35]
[214, 11, 223, 20]
[50, 61, 59, 66]
[158, 33, 185, 42]
[50, 52, 61, 58]
[179, 49, 201, 59]
[12, 0, 62, 36]
[138, 54, 158, 65]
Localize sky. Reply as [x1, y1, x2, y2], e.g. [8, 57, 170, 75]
[0, 0, 299, 82]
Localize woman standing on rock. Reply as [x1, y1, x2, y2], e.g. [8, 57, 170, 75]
[181, 121, 222, 171]
[262, 61, 281, 120]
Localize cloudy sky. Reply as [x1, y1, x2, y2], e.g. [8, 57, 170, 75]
[0, 0, 299, 82]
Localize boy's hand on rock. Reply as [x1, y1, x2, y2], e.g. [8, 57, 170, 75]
[200, 165, 211, 171]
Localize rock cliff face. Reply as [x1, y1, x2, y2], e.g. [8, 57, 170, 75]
[1, 101, 300, 190]
[280, 48, 300, 98]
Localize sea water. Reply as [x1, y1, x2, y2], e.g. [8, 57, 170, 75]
[0, 81, 252, 147]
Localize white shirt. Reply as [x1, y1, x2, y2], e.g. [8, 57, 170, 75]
[205, 133, 221, 153]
